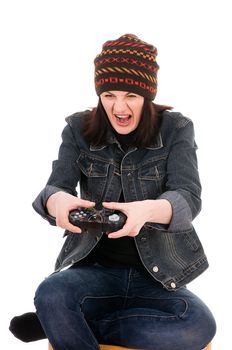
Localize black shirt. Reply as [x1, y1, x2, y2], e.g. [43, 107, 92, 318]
[82, 131, 142, 268]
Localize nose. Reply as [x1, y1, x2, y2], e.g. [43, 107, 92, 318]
[113, 98, 128, 114]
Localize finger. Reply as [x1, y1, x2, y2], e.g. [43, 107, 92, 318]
[69, 200, 95, 212]
[65, 222, 82, 234]
[62, 216, 82, 233]
[108, 219, 142, 239]
[103, 201, 125, 211]
[107, 228, 128, 239]
[56, 219, 82, 234]
[56, 212, 82, 233]
[107, 221, 131, 238]
[78, 199, 95, 208]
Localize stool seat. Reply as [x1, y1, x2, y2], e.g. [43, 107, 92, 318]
[102, 345, 211, 350]
[49, 341, 212, 349]
[100, 346, 138, 350]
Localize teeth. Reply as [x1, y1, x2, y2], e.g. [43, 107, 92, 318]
[115, 115, 129, 119]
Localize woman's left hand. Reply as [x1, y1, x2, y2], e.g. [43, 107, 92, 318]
[103, 199, 172, 238]
[103, 201, 146, 238]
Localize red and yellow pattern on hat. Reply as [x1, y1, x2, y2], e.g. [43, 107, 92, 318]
[94, 34, 159, 100]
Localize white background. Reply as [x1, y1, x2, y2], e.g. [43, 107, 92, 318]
[1, 0, 231, 349]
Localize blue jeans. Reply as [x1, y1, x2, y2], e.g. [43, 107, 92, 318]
[34, 264, 216, 350]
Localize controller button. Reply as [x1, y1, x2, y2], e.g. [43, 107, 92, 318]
[108, 214, 120, 222]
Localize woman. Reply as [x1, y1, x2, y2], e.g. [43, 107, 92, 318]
[33, 34, 216, 350]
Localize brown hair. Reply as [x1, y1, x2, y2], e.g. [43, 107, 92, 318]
[83, 99, 172, 148]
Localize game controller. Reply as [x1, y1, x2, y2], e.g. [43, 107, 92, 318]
[69, 207, 127, 233]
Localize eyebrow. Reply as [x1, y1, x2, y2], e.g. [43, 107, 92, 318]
[105, 91, 135, 96]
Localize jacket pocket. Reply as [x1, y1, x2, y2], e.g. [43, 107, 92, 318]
[78, 153, 109, 177]
[183, 230, 200, 252]
[138, 158, 167, 198]
[77, 153, 110, 201]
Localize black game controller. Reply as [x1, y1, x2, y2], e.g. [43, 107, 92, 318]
[69, 207, 126, 234]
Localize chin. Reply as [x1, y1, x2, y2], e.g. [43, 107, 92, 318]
[116, 127, 133, 134]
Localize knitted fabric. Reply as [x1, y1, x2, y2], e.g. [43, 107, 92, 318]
[94, 34, 159, 100]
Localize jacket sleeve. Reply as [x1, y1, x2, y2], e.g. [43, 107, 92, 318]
[158, 117, 202, 233]
[32, 122, 81, 225]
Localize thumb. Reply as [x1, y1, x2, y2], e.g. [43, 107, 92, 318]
[103, 201, 125, 211]
[79, 199, 95, 208]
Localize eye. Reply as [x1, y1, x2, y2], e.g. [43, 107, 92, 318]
[103, 93, 114, 98]
[127, 94, 137, 98]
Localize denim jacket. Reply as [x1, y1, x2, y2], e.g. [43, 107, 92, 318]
[32, 110, 208, 291]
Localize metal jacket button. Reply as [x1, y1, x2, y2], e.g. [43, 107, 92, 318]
[170, 282, 176, 289]
[152, 266, 159, 273]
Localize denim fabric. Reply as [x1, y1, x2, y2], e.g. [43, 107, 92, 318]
[32, 110, 208, 290]
[34, 264, 216, 350]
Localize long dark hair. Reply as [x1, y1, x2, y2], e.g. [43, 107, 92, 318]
[83, 98, 172, 148]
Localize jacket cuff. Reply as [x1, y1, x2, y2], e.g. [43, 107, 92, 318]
[32, 185, 63, 226]
[158, 191, 193, 232]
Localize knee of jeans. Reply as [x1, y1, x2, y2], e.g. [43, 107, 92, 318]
[182, 304, 216, 348]
[34, 276, 72, 312]
[34, 279, 54, 311]
[201, 310, 217, 346]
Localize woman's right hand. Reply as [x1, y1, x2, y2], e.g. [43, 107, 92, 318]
[46, 191, 95, 233]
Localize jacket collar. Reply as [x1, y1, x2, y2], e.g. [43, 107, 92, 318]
[90, 130, 163, 151]
[145, 132, 163, 150]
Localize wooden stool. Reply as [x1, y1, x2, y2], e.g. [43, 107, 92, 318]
[48, 341, 212, 349]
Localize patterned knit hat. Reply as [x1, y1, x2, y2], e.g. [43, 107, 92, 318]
[94, 34, 159, 100]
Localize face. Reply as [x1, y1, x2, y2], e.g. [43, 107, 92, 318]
[100, 91, 144, 134]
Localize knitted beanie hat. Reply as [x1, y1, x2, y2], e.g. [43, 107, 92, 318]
[94, 34, 159, 100]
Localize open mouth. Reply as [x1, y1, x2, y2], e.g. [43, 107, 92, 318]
[114, 115, 132, 125]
